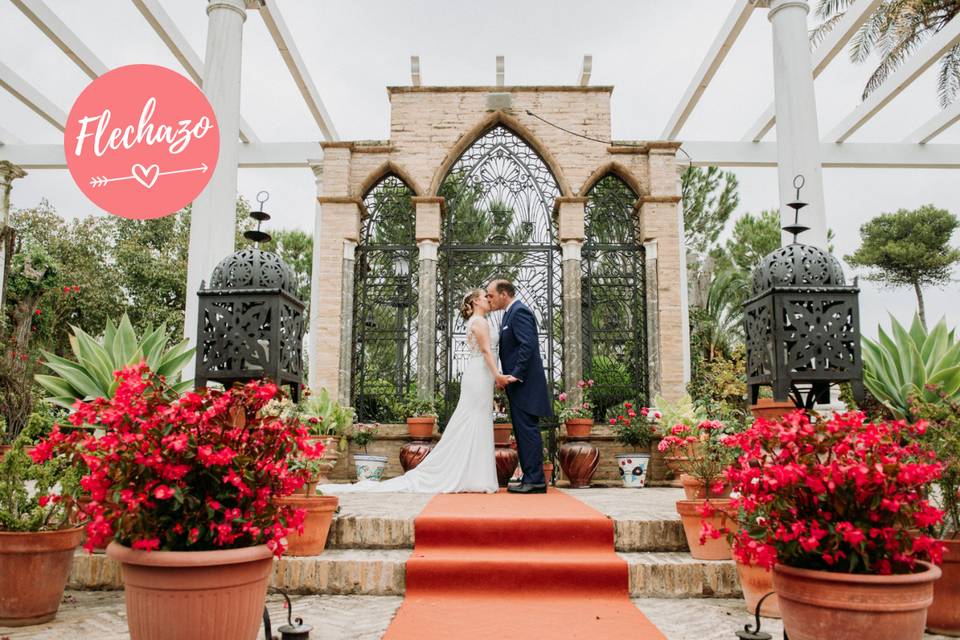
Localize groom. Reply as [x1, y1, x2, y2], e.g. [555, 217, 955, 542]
[486, 279, 552, 494]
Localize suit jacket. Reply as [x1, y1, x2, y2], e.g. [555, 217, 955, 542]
[498, 300, 553, 417]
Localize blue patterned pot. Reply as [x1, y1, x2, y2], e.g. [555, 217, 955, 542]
[616, 453, 650, 488]
[354, 454, 388, 482]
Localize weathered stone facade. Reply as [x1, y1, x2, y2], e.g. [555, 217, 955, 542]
[310, 86, 686, 404]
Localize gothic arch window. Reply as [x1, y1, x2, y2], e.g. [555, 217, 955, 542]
[352, 174, 418, 421]
[436, 125, 563, 423]
[582, 174, 647, 420]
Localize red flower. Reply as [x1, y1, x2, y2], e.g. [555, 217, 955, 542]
[132, 538, 161, 551]
[153, 485, 175, 500]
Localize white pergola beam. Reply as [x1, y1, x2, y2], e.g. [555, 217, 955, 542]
[0, 61, 66, 131]
[410, 55, 422, 86]
[825, 15, 960, 143]
[0, 142, 323, 168]
[903, 102, 960, 143]
[131, 0, 258, 143]
[743, 0, 882, 142]
[257, 0, 339, 140]
[661, 0, 754, 140]
[0, 125, 24, 146]
[682, 140, 960, 168]
[579, 55, 593, 86]
[11, 0, 109, 78]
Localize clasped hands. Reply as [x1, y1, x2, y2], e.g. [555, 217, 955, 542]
[495, 374, 519, 389]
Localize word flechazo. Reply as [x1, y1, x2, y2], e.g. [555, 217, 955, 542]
[73, 97, 214, 157]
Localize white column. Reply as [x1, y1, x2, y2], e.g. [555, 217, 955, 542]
[307, 160, 324, 392]
[0, 162, 26, 323]
[675, 168, 691, 385]
[766, 0, 828, 248]
[184, 0, 247, 346]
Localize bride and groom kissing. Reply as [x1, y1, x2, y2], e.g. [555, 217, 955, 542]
[319, 279, 552, 496]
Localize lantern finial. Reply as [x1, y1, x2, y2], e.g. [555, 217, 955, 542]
[783, 174, 810, 244]
[245, 190, 272, 246]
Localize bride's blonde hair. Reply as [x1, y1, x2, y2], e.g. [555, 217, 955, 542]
[460, 289, 484, 321]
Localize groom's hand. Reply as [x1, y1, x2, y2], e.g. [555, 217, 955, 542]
[495, 374, 513, 388]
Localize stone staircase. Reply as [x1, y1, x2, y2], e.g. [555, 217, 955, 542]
[67, 488, 740, 599]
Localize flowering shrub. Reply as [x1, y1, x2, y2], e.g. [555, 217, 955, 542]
[350, 423, 380, 454]
[658, 419, 738, 494]
[723, 411, 944, 574]
[31, 364, 322, 556]
[556, 379, 595, 422]
[0, 433, 80, 532]
[609, 402, 659, 449]
[912, 385, 960, 539]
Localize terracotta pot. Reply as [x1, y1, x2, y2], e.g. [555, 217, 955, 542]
[564, 418, 593, 439]
[675, 499, 736, 560]
[399, 439, 435, 471]
[278, 494, 338, 556]
[927, 538, 960, 635]
[680, 473, 733, 500]
[494, 444, 519, 487]
[406, 416, 436, 440]
[493, 424, 513, 445]
[543, 462, 554, 482]
[0, 526, 83, 626]
[0, 444, 9, 460]
[774, 561, 941, 640]
[750, 398, 797, 421]
[558, 440, 599, 488]
[736, 560, 780, 618]
[107, 542, 273, 640]
[310, 435, 341, 484]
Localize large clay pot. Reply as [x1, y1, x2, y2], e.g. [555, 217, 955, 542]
[107, 542, 273, 640]
[543, 462, 554, 483]
[564, 418, 593, 439]
[0, 526, 83, 626]
[927, 538, 960, 635]
[406, 416, 436, 440]
[616, 453, 650, 488]
[774, 561, 941, 640]
[399, 439, 435, 471]
[675, 499, 736, 560]
[750, 398, 797, 421]
[681, 473, 733, 500]
[494, 443, 519, 487]
[736, 560, 780, 618]
[493, 424, 512, 445]
[558, 440, 599, 488]
[278, 494, 339, 556]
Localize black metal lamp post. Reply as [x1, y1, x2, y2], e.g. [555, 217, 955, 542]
[743, 176, 865, 410]
[195, 191, 306, 401]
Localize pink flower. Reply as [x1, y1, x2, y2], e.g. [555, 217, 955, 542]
[153, 485, 175, 500]
[558, 392, 567, 402]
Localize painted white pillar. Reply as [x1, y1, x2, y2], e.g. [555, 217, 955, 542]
[184, 0, 247, 346]
[766, 0, 828, 248]
[675, 167, 691, 385]
[307, 160, 324, 392]
[0, 161, 26, 324]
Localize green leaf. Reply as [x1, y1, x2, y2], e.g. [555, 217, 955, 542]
[155, 346, 195, 380]
[34, 374, 78, 399]
[114, 314, 139, 366]
[908, 314, 928, 351]
[70, 326, 113, 392]
[929, 365, 960, 399]
[40, 356, 102, 400]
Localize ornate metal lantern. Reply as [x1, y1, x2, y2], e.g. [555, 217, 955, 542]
[195, 192, 305, 400]
[743, 176, 864, 409]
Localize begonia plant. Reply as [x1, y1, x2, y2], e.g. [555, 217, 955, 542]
[658, 418, 738, 496]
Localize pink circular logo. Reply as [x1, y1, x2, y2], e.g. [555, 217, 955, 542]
[64, 64, 219, 220]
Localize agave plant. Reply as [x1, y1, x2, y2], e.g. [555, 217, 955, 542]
[35, 315, 194, 410]
[862, 315, 960, 420]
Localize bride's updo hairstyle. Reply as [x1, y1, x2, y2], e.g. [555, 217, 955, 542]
[460, 289, 484, 321]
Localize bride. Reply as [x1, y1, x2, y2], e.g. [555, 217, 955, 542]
[318, 289, 502, 494]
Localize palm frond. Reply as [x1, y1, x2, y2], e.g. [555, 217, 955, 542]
[938, 43, 960, 106]
[863, 29, 930, 98]
[816, 0, 858, 19]
[810, 13, 847, 48]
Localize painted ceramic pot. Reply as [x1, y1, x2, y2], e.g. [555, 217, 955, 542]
[616, 453, 650, 488]
[354, 454, 388, 481]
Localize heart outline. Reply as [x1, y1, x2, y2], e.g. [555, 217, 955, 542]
[131, 164, 160, 189]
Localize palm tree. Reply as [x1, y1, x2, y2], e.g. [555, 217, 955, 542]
[812, 0, 960, 107]
[697, 267, 750, 361]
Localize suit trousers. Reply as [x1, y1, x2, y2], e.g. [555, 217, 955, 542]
[508, 403, 546, 485]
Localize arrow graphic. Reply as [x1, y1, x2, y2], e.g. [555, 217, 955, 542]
[89, 162, 209, 189]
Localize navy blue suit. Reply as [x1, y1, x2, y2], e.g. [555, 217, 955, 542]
[499, 300, 552, 485]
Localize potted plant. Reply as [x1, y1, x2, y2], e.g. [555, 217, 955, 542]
[912, 387, 960, 635]
[724, 411, 944, 640]
[32, 363, 321, 640]
[493, 392, 512, 445]
[280, 449, 339, 557]
[298, 388, 354, 484]
[401, 393, 438, 439]
[0, 435, 83, 627]
[659, 418, 738, 560]
[351, 423, 387, 481]
[609, 402, 658, 488]
[652, 393, 704, 479]
[557, 380, 595, 438]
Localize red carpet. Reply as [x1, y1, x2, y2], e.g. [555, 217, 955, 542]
[384, 489, 666, 639]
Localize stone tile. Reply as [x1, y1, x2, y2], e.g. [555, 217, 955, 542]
[623, 552, 740, 598]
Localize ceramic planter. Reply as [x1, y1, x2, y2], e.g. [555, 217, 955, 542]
[495, 442, 519, 487]
[278, 494, 339, 556]
[0, 526, 83, 626]
[107, 542, 273, 640]
[493, 423, 513, 445]
[354, 454, 388, 481]
[774, 561, 941, 640]
[616, 453, 650, 488]
[675, 499, 736, 560]
[564, 418, 593, 439]
[399, 439, 435, 471]
[406, 416, 436, 440]
[558, 440, 599, 488]
[927, 538, 960, 636]
[680, 473, 733, 500]
[736, 560, 780, 618]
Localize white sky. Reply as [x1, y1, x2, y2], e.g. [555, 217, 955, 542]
[0, 0, 957, 336]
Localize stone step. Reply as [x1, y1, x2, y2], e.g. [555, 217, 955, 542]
[68, 549, 737, 598]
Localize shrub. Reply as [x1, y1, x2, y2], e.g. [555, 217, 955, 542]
[556, 379, 596, 422]
[0, 434, 80, 532]
[912, 386, 960, 539]
[609, 402, 658, 449]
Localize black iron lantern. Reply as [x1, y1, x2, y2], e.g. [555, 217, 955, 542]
[195, 191, 305, 401]
[743, 176, 865, 410]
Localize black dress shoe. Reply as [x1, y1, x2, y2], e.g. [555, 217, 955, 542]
[507, 483, 547, 494]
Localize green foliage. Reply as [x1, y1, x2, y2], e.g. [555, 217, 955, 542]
[687, 344, 748, 429]
[912, 387, 960, 538]
[0, 434, 79, 532]
[298, 388, 355, 442]
[681, 166, 739, 258]
[35, 314, 194, 410]
[652, 393, 705, 431]
[719, 209, 782, 275]
[588, 355, 635, 421]
[350, 423, 380, 454]
[862, 315, 960, 420]
[609, 402, 656, 449]
[398, 391, 438, 418]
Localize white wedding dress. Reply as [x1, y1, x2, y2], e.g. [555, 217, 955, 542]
[318, 315, 499, 494]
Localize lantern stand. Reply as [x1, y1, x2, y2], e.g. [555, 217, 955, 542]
[735, 592, 786, 640]
[262, 590, 313, 640]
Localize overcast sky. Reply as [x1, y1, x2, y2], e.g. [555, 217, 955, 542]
[0, 0, 957, 336]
